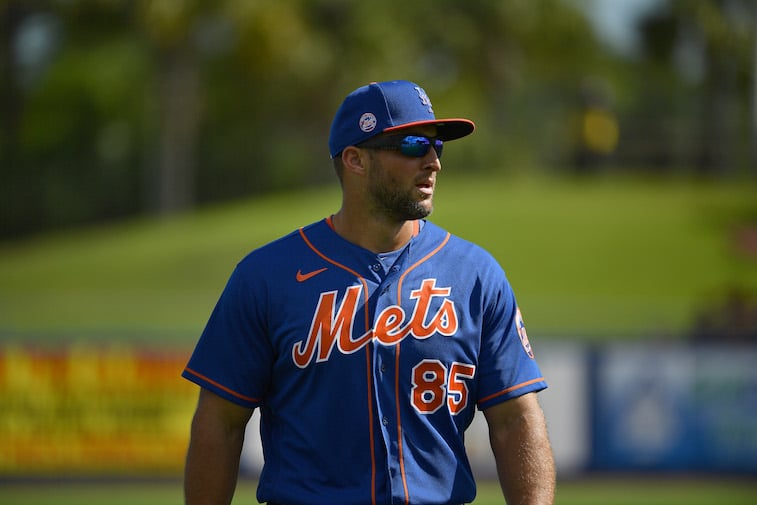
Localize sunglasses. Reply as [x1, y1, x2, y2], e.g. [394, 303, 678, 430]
[358, 135, 444, 159]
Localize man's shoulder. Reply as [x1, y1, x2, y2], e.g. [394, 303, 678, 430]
[238, 219, 327, 266]
[422, 220, 495, 259]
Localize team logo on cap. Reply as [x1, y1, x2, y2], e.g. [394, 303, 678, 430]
[515, 307, 535, 359]
[414, 86, 434, 113]
[359, 113, 377, 133]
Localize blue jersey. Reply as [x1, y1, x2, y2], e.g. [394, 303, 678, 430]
[183, 218, 546, 505]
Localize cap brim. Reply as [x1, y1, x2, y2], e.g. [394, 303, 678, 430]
[383, 118, 475, 141]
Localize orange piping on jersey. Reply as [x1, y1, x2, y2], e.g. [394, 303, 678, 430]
[478, 377, 546, 405]
[365, 338, 377, 505]
[299, 226, 370, 324]
[394, 344, 410, 505]
[396, 232, 451, 297]
[393, 231, 451, 505]
[299, 225, 377, 505]
[184, 367, 260, 404]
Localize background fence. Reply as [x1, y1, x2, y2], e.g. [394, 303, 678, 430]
[2, 340, 755, 478]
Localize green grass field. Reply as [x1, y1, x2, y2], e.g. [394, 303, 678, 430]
[0, 172, 755, 343]
[0, 173, 756, 503]
[2, 477, 756, 505]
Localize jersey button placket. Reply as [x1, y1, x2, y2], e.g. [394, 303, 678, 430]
[372, 261, 407, 504]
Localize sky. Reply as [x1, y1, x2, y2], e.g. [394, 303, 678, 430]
[577, 0, 665, 55]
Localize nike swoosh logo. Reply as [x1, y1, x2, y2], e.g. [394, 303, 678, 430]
[296, 267, 328, 282]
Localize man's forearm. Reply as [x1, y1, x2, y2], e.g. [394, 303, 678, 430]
[489, 405, 555, 504]
[184, 404, 247, 505]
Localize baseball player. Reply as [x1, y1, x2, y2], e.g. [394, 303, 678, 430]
[183, 80, 555, 505]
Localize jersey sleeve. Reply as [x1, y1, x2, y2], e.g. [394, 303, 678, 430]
[182, 259, 273, 409]
[475, 262, 547, 411]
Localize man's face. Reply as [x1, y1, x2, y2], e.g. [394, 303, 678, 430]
[363, 125, 441, 223]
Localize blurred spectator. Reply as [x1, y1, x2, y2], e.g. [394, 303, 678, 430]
[571, 76, 619, 174]
[690, 286, 757, 343]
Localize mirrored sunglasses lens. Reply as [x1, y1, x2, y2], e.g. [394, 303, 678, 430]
[400, 136, 430, 157]
[400, 136, 443, 158]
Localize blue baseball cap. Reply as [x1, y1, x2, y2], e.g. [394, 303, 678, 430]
[329, 80, 475, 158]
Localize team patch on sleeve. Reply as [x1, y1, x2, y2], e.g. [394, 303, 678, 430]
[515, 307, 535, 359]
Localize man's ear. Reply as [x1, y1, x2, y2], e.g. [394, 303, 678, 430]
[341, 146, 367, 176]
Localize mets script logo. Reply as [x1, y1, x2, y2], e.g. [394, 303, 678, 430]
[292, 279, 458, 368]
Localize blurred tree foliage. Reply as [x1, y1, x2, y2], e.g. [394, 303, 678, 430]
[0, 0, 754, 238]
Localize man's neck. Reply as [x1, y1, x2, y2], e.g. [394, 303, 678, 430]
[331, 210, 415, 253]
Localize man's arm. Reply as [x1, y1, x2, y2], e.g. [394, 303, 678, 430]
[184, 387, 254, 505]
[483, 392, 555, 505]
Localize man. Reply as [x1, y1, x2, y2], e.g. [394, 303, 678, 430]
[183, 80, 555, 505]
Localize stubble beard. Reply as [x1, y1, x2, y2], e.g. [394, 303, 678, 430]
[371, 186, 433, 222]
[367, 159, 433, 222]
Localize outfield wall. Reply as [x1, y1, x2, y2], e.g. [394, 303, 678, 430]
[241, 341, 757, 478]
[590, 344, 757, 474]
[1, 341, 755, 478]
[0, 344, 196, 476]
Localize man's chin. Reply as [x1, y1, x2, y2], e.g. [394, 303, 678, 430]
[408, 203, 433, 220]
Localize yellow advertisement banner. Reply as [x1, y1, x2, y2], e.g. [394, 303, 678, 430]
[0, 344, 197, 476]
